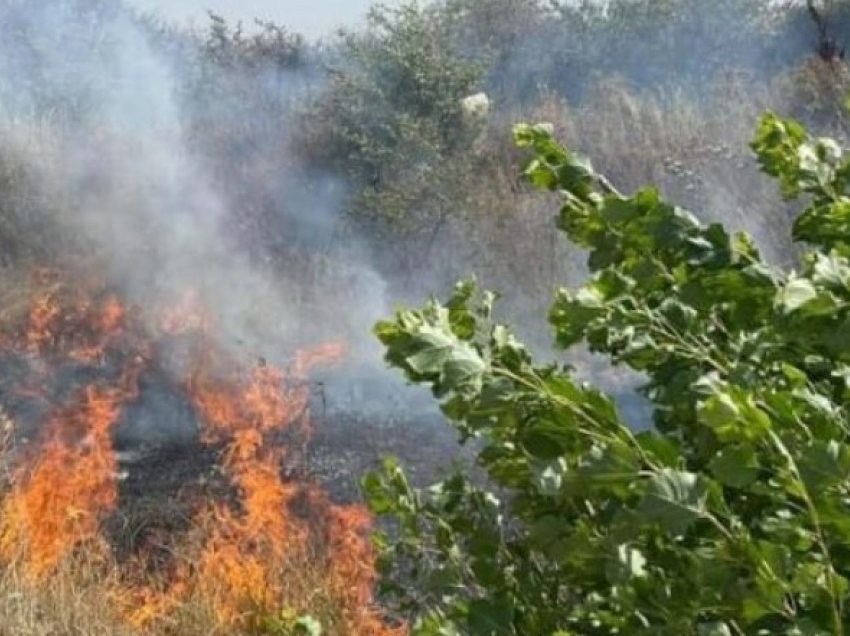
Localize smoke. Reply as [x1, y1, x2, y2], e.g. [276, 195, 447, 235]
[4, 0, 850, 438]
[0, 0, 394, 379]
[0, 0, 449, 450]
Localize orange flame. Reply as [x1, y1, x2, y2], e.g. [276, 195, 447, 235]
[20, 286, 128, 363]
[25, 292, 61, 354]
[0, 272, 402, 633]
[187, 361, 311, 624]
[0, 358, 143, 580]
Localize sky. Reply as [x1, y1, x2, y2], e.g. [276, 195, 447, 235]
[131, 0, 388, 38]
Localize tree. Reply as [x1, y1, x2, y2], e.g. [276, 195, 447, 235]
[364, 113, 850, 634]
[304, 2, 484, 280]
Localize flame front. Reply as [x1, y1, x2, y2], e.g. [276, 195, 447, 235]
[0, 276, 403, 634]
[1, 284, 144, 581]
[1, 386, 124, 580]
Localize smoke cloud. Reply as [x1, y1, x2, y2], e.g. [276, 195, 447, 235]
[0, 0, 394, 376]
[0, 0, 450, 444]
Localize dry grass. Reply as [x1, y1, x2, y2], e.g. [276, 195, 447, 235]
[0, 549, 351, 636]
[516, 61, 850, 262]
[447, 58, 850, 296]
[0, 495, 389, 636]
[0, 558, 136, 636]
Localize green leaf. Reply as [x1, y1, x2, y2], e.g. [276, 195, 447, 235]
[362, 471, 396, 515]
[634, 431, 683, 467]
[521, 414, 576, 459]
[697, 623, 732, 636]
[798, 440, 850, 492]
[778, 278, 818, 314]
[710, 445, 760, 489]
[640, 469, 710, 535]
[550, 287, 607, 348]
[697, 388, 772, 443]
[605, 543, 648, 583]
[812, 252, 850, 290]
[372, 114, 850, 635]
[567, 441, 640, 498]
[466, 597, 514, 635]
[534, 458, 567, 496]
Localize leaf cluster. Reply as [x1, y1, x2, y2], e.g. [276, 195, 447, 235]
[365, 114, 850, 634]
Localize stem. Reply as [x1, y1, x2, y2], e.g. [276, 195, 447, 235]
[492, 365, 662, 472]
[769, 430, 844, 635]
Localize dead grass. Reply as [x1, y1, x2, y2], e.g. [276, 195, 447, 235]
[0, 558, 135, 636]
[451, 58, 850, 295]
[0, 506, 388, 636]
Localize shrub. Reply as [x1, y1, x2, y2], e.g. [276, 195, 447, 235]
[303, 1, 484, 277]
[365, 113, 850, 634]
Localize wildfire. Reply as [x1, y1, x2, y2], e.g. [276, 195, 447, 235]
[1, 385, 127, 580]
[0, 275, 403, 634]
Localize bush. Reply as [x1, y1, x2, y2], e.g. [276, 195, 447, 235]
[303, 2, 484, 276]
[365, 113, 850, 634]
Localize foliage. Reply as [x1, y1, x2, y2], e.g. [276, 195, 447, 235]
[260, 608, 324, 636]
[202, 13, 305, 71]
[186, 11, 310, 119]
[365, 113, 850, 634]
[306, 0, 484, 256]
[183, 13, 312, 143]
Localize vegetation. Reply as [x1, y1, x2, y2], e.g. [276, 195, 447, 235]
[7, 0, 850, 633]
[367, 113, 850, 634]
[306, 2, 484, 278]
[7, 0, 850, 297]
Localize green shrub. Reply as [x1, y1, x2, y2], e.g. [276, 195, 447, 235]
[365, 113, 850, 634]
[305, 1, 484, 266]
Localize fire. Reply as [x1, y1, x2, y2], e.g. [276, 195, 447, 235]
[0, 274, 404, 634]
[25, 291, 61, 354]
[1, 283, 146, 581]
[1, 385, 125, 580]
[175, 356, 322, 626]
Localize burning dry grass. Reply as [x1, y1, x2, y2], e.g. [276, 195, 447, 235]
[0, 526, 384, 636]
[0, 273, 403, 635]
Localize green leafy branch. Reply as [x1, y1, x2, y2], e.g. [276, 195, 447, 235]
[365, 114, 850, 635]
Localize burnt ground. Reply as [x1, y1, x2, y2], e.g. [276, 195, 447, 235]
[102, 393, 466, 567]
[110, 397, 467, 509]
[112, 359, 465, 489]
[305, 409, 469, 499]
[300, 366, 480, 499]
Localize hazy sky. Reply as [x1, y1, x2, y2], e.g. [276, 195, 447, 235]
[131, 0, 388, 37]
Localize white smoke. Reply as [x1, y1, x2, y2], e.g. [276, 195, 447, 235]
[0, 0, 391, 372]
